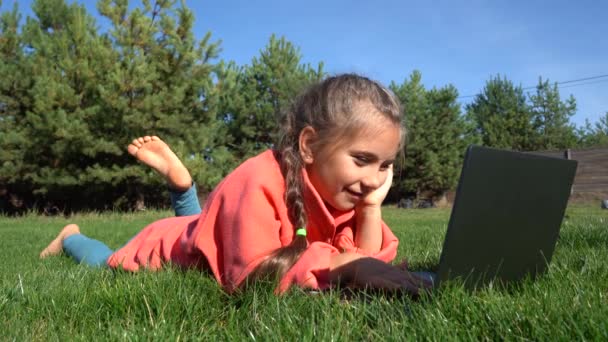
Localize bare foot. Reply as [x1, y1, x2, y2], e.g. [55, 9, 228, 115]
[39, 224, 81, 259]
[127, 136, 192, 191]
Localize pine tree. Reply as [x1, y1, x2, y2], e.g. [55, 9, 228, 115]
[93, 0, 226, 205]
[0, 2, 25, 180]
[528, 77, 577, 150]
[1, 0, 227, 211]
[389, 70, 427, 199]
[390, 71, 470, 201]
[0, 1, 34, 211]
[578, 113, 608, 147]
[420, 86, 470, 194]
[221, 34, 324, 162]
[466, 75, 535, 150]
[8, 0, 117, 210]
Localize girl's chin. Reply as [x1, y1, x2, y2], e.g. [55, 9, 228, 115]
[325, 198, 357, 213]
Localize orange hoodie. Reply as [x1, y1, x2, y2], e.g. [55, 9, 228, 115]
[107, 150, 398, 293]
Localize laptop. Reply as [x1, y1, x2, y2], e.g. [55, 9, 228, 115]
[420, 145, 578, 289]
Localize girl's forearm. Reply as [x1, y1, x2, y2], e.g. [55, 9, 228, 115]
[354, 206, 383, 253]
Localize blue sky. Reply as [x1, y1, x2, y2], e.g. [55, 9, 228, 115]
[3, 0, 607, 126]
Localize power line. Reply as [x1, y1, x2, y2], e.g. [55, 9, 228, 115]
[557, 78, 608, 90]
[557, 74, 608, 85]
[458, 73, 608, 99]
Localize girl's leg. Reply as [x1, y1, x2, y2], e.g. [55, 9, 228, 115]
[170, 183, 202, 216]
[62, 234, 114, 267]
[40, 224, 112, 267]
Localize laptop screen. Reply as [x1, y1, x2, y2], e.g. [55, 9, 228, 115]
[436, 145, 577, 288]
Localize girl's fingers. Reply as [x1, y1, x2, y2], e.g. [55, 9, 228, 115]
[401, 280, 420, 296]
[408, 272, 434, 289]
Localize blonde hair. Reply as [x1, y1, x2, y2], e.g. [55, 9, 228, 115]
[245, 74, 404, 285]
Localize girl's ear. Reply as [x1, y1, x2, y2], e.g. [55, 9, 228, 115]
[298, 126, 316, 165]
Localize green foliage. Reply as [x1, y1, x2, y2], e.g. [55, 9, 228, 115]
[0, 0, 226, 211]
[528, 77, 578, 149]
[221, 34, 324, 162]
[390, 71, 471, 198]
[466, 75, 579, 151]
[96, 0, 226, 195]
[2, 0, 114, 210]
[578, 112, 608, 147]
[0, 2, 30, 194]
[466, 75, 535, 150]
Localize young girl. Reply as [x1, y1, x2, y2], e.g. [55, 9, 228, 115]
[40, 74, 429, 295]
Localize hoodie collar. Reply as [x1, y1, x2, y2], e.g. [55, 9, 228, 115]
[301, 168, 355, 241]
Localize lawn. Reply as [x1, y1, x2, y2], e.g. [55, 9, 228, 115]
[1, 205, 607, 340]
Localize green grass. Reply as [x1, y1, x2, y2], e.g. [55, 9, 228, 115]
[1, 206, 607, 340]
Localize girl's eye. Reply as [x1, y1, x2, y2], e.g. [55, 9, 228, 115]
[354, 155, 370, 165]
[379, 163, 392, 171]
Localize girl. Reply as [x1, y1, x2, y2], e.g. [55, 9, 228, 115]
[40, 74, 430, 295]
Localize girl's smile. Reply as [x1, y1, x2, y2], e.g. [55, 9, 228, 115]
[346, 189, 363, 199]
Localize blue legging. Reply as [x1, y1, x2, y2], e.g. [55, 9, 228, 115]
[62, 184, 201, 267]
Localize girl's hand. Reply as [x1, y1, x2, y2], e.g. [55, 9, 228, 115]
[359, 166, 393, 209]
[329, 253, 432, 296]
[353, 167, 392, 253]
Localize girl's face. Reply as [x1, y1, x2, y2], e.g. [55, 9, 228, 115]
[303, 117, 401, 212]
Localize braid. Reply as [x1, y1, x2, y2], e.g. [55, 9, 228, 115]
[243, 101, 309, 286]
[280, 148, 306, 228]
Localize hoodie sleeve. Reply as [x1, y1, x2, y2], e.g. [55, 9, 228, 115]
[277, 241, 341, 294]
[276, 221, 399, 294]
[333, 222, 398, 262]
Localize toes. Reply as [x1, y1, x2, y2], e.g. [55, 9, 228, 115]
[127, 144, 139, 156]
[128, 136, 162, 157]
[131, 139, 142, 148]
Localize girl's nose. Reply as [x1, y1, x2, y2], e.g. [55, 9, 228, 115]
[361, 171, 383, 190]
